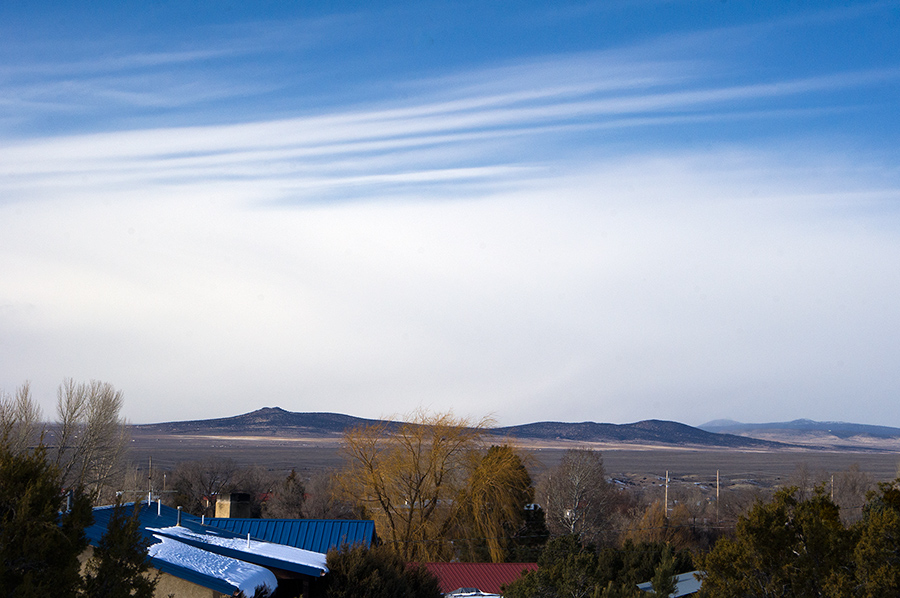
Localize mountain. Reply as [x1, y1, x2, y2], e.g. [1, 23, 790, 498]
[133, 408, 786, 449]
[698, 418, 900, 450]
[133, 407, 383, 437]
[490, 419, 782, 449]
[699, 418, 900, 439]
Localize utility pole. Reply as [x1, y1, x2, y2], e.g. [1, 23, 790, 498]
[716, 469, 720, 525]
[664, 470, 669, 518]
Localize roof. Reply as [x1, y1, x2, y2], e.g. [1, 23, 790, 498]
[422, 562, 539, 596]
[204, 517, 375, 553]
[85, 502, 328, 595]
[636, 570, 704, 597]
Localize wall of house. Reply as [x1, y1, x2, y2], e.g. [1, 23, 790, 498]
[153, 570, 228, 598]
[80, 549, 226, 598]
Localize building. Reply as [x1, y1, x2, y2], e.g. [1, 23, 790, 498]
[422, 562, 539, 597]
[84, 501, 329, 598]
[636, 571, 704, 597]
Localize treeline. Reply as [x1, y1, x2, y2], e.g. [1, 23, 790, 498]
[6, 384, 900, 598]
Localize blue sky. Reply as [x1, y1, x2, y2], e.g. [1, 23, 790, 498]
[2, 1, 899, 426]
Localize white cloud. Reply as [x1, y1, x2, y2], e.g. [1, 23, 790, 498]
[2, 11, 899, 426]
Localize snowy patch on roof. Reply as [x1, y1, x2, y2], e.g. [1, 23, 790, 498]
[148, 525, 328, 573]
[149, 536, 277, 595]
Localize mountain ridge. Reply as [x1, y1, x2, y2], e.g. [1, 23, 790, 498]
[133, 407, 791, 450]
[699, 418, 900, 444]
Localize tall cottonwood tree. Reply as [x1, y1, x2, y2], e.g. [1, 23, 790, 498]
[339, 410, 491, 561]
[538, 448, 613, 545]
[53, 379, 130, 504]
[0, 382, 43, 454]
[1, 379, 130, 506]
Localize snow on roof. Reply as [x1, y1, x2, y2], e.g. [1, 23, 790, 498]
[148, 525, 328, 576]
[149, 535, 277, 595]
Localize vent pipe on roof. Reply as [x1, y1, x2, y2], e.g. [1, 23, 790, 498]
[201, 515, 205, 525]
[157, 498, 161, 516]
[176, 506, 182, 526]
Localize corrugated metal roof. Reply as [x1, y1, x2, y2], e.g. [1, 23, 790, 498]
[86, 503, 237, 594]
[636, 570, 703, 597]
[204, 517, 375, 553]
[422, 562, 539, 596]
[84, 502, 330, 592]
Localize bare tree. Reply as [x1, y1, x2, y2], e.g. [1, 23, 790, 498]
[264, 469, 307, 519]
[833, 464, 873, 525]
[52, 379, 130, 504]
[0, 382, 43, 453]
[304, 469, 359, 520]
[537, 448, 613, 545]
[170, 457, 240, 517]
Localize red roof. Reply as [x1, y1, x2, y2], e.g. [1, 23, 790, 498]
[422, 562, 539, 595]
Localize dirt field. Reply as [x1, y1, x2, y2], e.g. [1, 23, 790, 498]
[129, 431, 900, 490]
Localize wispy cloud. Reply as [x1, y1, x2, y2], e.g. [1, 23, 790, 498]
[2, 5, 900, 426]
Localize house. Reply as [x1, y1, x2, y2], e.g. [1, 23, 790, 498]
[84, 501, 329, 598]
[422, 562, 539, 597]
[636, 570, 704, 597]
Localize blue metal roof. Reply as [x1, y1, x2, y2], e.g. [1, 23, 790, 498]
[86, 503, 239, 594]
[204, 518, 375, 553]
[85, 502, 329, 592]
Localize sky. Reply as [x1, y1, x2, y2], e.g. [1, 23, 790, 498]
[2, 1, 900, 427]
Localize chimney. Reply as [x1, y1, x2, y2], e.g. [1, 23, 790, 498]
[214, 493, 252, 518]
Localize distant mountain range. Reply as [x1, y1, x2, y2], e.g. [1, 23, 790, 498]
[700, 418, 900, 449]
[134, 407, 796, 450]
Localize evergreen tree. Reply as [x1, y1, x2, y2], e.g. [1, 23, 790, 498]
[0, 441, 92, 598]
[700, 486, 852, 598]
[850, 479, 900, 597]
[318, 544, 442, 598]
[82, 502, 157, 598]
[649, 545, 676, 597]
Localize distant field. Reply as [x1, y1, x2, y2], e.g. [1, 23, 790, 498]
[130, 431, 900, 490]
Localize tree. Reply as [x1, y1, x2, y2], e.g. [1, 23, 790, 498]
[457, 445, 535, 563]
[700, 486, 852, 598]
[170, 457, 240, 517]
[0, 439, 93, 598]
[82, 502, 157, 598]
[538, 448, 613, 545]
[304, 470, 359, 520]
[318, 544, 442, 598]
[849, 478, 900, 597]
[52, 379, 130, 505]
[0, 382, 43, 454]
[264, 469, 306, 519]
[833, 464, 873, 525]
[649, 544, 677, 597]
[338, 410, 491, 561]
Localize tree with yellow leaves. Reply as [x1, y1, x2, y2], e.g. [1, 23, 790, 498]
[339, 410, 492, 561]
[457, 445, 535, 562]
